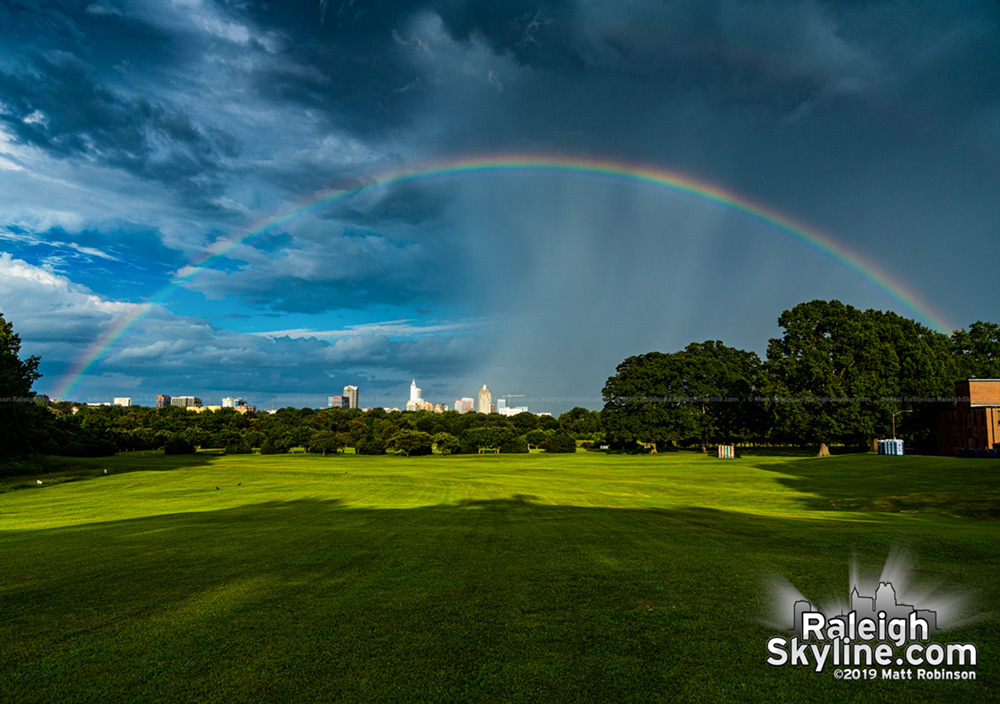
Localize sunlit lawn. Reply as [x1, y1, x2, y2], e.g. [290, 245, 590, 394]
[1, 451, 997, 702]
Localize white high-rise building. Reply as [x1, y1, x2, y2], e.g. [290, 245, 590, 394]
[407, 379, 424, 412]
[113, 397, 132, 407]
[455, 398, 474, 413]
[478, 385, 492, 414]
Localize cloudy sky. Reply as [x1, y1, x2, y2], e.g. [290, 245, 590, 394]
[1, 0, 997, 411]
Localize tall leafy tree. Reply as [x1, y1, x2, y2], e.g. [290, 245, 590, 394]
[880, 311, 957, 447]
[602, 341, 762, 450]
[389, 430, 434, 457]
[951, 322, 1000, 379]
[0, 312, 43, 458]
[557, 407, 604, 439]
[308, 430, 346, 456]
[765, 300, 954, 446]
[433, 432, 460, 455]
[460, 426, 514, 453]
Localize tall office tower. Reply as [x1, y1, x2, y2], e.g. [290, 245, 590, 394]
[478, 385, 492, 414]
[113, 397, 132, 407]
[343, 385, 359, 409]
[156, 394, 171, 409]
[328, 396, 347, 409]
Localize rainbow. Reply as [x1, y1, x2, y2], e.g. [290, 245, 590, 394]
[51, 153, 954, 400]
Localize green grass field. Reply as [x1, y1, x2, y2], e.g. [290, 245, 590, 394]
[1, 451, 997, 703]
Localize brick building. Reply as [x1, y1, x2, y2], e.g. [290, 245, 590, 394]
[938, 380, 1000, 455]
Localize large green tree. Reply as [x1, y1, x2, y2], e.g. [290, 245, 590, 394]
[602, 340, 762, 450]
[951, 321, 1000, 379]
[0, 312, 43, 458]
[433, 432, 460, 455]
[0, 313, 40, 396]
[389, 430, 434, 457]
[765, 300, 955, 447]
[460, 426, 514, 453]
[308, 430, 347, 456]
[557, 407, 604, 439]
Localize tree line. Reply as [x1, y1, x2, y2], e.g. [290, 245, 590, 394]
[602, 299, 1000, 451]
[2, 299, 998, 471]
[24, 403, 593, 460]
[0, 384, 598, 469]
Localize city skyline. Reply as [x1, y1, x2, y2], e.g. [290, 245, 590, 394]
[79, 378, 551, 416]
[0, 2, 997, 413]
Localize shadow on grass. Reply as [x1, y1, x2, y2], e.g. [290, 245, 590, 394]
[0, 452, 219, 493]
[454, 494, 540, 509]
[1, 495, 996, 704]
[748, 454, 1000, 519]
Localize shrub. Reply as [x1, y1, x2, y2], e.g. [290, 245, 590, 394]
[224, 440, 253, 455]
[433, 432, 460, 455]
[545, 432, 577, 453]
[500, 435, 529, 454]
[0, 455, 48, 478]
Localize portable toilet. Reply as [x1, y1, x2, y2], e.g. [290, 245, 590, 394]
[878, 439, 904, 456]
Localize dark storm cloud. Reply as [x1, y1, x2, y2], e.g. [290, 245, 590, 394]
[260, 155, 451, 227]
[0, 51, 239, 204]
[208, 0, 429, 137]
[0, 0, 180, 66]
[329, 183, 451, 227]
[203, 273, 435, 315]
[6, 0, 996, 187]
[355, 0, 997, 163]
[2, 0, 997, 408]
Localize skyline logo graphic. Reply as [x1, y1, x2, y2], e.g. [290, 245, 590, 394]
[765, 550, 978, 680]
[792, 581, 938, 640]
